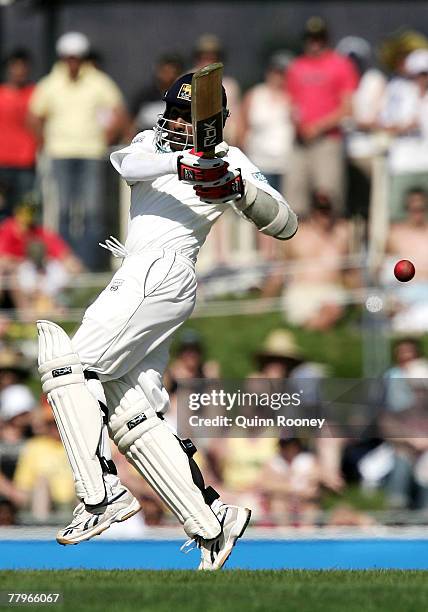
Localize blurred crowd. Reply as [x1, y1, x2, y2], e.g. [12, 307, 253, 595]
[1, 16, 428, 530]
[0, 20, 426, 330]
[2, 327, 428, 530]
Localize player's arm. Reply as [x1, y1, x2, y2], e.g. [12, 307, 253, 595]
[27, 112, 46, 149]
[234, 174, 298, 240]
[110, 132, 182, 183]
[194, 149, 298, 240]
[111, 132, 228, 185]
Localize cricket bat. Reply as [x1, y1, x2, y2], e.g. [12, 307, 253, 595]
[191, 63, 224, 158]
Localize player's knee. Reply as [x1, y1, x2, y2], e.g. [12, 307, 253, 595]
[135, 369, 170, 414]
[38, 320, 85, 393]
[109, 389, 157, 453]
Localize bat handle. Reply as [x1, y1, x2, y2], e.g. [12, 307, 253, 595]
[202, 150, 216, 159]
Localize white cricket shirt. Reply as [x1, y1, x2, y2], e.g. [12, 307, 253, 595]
[110, 130, 285, 263]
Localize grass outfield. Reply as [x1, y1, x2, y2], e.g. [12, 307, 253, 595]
[1, 570, 427, 612]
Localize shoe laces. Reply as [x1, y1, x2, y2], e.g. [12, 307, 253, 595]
[180, 537, 201, 554]
[99, 236, 129, 259]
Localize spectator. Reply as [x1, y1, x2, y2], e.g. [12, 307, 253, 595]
[0, 470, 25, 510]
[192, 34, 241, 146]
[378, 29, 428, 77]
[169, 329, 220, 380]
[375, 338, 428, 509]
[207, 434, 277, 521]
[237, 52, 294, 193]
[13, 396, 76, 520]
[0, 347, 35, 447]
[13, 239, 71, 318]
[336, 36, 386, 218]
[0, 201, 81, 312]
[380, 49, 428, 219]
[251, 329, 304, 379]
[252, 330, 344, 496]
[28, 32, 128, 270]
[384, 188, 428, 332]
[264, 192, 354, 330]
[382, 337, 428, 414]
[0, 384, 35, 444]
[258, 438, 321, 526]
[285, 17, 359, 217]
[0, 499, 18, 525]
[0, 49, 37, 217]
[0, 348, 35, 510]
[131, 54, 184, 134]
[190, 34, 243, 267]
[206, 332, 312, 520]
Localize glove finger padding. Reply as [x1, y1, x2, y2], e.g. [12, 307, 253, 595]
[194, 168, 245, 204]
[177, 143, 230, 185]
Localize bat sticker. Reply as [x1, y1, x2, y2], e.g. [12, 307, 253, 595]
[195, 112, 223, 152]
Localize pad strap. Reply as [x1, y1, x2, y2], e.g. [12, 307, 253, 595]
[110, 396, 221, 539]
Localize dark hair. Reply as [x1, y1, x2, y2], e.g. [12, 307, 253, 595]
[303, 17, 329, 43]
[5, 48, 32, 65]
[279, 437, 304, 451]
[405, 186, 428, 202]
[393, 337, 423, 357]
[157, 53, 184, 71]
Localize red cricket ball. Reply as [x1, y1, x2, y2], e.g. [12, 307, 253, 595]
[394, 259, 415, 282]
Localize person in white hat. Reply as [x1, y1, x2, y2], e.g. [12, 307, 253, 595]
[0, 384, 36, 422]
[379, 47, 428, 219]
[55, 32, 90, 59]
[405, 48, 428, 77]
[336, 36, 386, 212]
[29, 32, 128, 270]
[0, 383, 36, 444]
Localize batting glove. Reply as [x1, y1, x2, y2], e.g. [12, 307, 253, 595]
[177, 142, 230, 185]
[194, 168, 245, 204]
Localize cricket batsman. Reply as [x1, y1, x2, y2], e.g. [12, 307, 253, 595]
[37, 69, 298, 569]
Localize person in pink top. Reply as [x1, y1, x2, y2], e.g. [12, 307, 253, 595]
[285, 17, 359, 216]
[0, 50, 36, 217]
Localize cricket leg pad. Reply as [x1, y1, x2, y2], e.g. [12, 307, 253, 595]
[37, 320, 106, 506]
[109, 388, 221, 540]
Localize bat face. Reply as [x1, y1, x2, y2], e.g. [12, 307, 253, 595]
[191, 63, 224, 156]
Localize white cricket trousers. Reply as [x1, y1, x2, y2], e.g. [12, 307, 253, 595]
[72, 249, 197, 411]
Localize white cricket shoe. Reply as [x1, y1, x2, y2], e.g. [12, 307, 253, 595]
[182, 505, 251, 570]
[56, 486, 140, 545]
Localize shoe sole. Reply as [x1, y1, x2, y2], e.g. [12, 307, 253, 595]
[213, 507, 252, 570]
[57, 498, 141, 546]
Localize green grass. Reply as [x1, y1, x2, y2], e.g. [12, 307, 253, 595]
[175, 312, 363, 378]
[22, 311, 365, 400]
[322, 483, 387, 512]
[1, 570, 427, 612]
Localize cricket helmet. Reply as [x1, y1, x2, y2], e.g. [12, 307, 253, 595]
[154, 72, 229, 152]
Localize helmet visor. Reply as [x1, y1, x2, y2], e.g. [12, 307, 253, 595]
[154, 112, 194, 152]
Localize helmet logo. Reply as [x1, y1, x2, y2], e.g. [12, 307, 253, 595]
[177, 83, 192, 102]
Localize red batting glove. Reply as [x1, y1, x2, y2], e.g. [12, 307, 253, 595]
[194, 169, 245, 204]
[177, 149, 229, 184]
